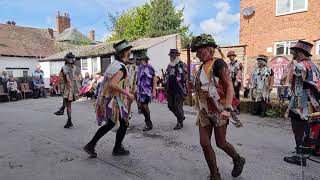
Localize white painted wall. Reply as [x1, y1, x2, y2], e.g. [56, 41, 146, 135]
[0, 56, 39, 77]
[80, 57, 102, 77]
[39, 61, 65, 88]
[147, 36, 177, 75]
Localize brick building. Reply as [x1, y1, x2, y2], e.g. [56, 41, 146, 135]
[240, 0, 320, 74]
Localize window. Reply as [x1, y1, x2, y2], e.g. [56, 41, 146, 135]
[274, 41, 298, 55]
[50, 62, 65, 75]
[7, 70, 13, 77]
[23, 71, 28, 78]
[276, 0, 308, 16]
[5, 68, 30, 77]
[316, 41, 320, 55]
[92, 58, 98, 74]
[81, 59, 88, 70]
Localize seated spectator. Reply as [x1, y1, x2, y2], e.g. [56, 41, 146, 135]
[7, 76, 20, 101]
[80, 72, 92, 95]
[0, 70, 8, 84]
[93, 72, 104, 98]
[155, 76, 166, 103]
[32, 76, 46, 98]
[50, 74, 61, 95]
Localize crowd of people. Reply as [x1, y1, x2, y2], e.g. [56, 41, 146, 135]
[80, 35, 246, 180]
[2, 32, 319, 179]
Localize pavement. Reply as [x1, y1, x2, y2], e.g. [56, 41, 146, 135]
[0, 97, 320, 180]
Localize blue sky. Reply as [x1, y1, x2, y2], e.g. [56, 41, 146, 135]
[0, 0, 240, 45]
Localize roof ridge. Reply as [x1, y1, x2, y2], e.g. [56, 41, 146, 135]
[0, 23, 53, 31]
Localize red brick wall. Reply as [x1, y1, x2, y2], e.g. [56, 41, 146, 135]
[240, 0, 320, 58]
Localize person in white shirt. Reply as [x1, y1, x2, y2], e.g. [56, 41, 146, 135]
[7, 76, 19, 101]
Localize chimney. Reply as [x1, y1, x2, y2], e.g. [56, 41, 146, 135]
[56, 11, 71, 33]
[89, 30, 95, 41]
[11, 21, 16, 25]
[47, 28, 54, 39]
[6, 21, 11, 25]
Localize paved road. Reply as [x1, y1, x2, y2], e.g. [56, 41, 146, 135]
[0, 97, 319, 180]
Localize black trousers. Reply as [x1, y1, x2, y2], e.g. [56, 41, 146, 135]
[89, 118, 128, 150]
[167, 93, 185, 123]
[9, 90, 17, 99]
[253, 100, 267, 116]
[289, 111, 308, 149]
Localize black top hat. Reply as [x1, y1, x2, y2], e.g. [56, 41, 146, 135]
[136, 52, 150, 60]
[168, 49, 181, 56]
[113, 40, 133, 55]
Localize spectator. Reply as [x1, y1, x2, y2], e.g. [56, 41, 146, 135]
[93, 72, 104, 98]
[0, 71, 8, 84]
[7, 76, 19, 101]
[32, 76, 46, 98]
[32, 64, 44, 80]
[32, 64, 46, 98]
[50, 74, 61, 95]
[80, 72, 92, 95]
[155, 76, 166, 103]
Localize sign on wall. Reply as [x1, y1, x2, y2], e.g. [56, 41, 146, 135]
[270, 56, 290, 86]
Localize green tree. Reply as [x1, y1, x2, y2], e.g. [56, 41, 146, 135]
[147, 0, 187, 37]
[106, 0, 191, 48]
[107, 4, 150, 41]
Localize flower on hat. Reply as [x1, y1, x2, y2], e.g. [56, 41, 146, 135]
[191, 34, 217, 52]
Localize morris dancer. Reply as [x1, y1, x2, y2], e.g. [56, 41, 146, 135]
[164, 49, 187, 130]
[83, 40, 135, 157]
[283, 40, 320, 166]
[191, 34, 245, 180]
[55, 53, 81, 128]
[136, 52, 156, 131]
[227, 50, 243, 113]
[250, 55, 274, 117]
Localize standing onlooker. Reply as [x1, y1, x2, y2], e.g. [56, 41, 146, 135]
[227, 50, 243, 113]
[164, 49, 187, 130]
[250, 55, 274, 117]
[7, 76, 19, 101]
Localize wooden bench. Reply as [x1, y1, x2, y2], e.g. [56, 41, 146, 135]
[20, 83, 33, 99]
[0, 85, 10, 102]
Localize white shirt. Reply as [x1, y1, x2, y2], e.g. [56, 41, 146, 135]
[200, 67, 209, 90]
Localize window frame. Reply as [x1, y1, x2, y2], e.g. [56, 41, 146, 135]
[316, 41, 320, 55]
[276, 0, 308, 16]
[274, 41, 298, 56]
[81, 59, 88, 70]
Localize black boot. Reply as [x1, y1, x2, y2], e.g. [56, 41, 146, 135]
[83, 143, 97, 158]
[232, 156, 245, 177]
[64, 118, 73, 128]
[173, 122, 183, 130]
[112, 145, 130, 156]
[143, 122, 153, 131]
[283, 155, 306, 166]
[54, 109, 64, 116]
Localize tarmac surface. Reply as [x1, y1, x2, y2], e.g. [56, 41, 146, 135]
[0, 97, 320, 180]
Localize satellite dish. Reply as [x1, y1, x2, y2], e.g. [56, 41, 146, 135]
[243, 7, 255, 18]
